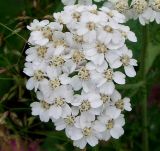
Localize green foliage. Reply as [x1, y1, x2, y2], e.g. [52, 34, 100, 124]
[0, 0, 160, 151]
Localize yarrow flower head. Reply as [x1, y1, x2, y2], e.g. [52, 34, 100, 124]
[103, 0, 160, 25]
[24, 5, 137, 149]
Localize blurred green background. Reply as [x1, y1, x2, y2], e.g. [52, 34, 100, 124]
[0, 0, 160, 151]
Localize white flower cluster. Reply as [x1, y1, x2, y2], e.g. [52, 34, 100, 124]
[24, 5, 137, 149]
[104, 0, 160, 25]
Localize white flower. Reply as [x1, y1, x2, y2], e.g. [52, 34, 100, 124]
[28, 21, 63, 46]
[91, 63, 126, 88]
[27, 19, 49, 31]
[111, 45, 137, 77]
[70, 66, 95, 92]
[118, 25, 137, 42]
[72, 116, 100, 149]
[149, 0, 160, 24]
[97, 22, 125, 50]
[83, 39, 120, 65]
[104, 0, 131, 21]
[129, 0, 153, 25]
[53, 107, 79, 135]
[39, 71, 71, 98]
[94, 110, 125, 140]
[23, 62, 47, 91]
[100, 7, 126, 23]
[46, 86, 73, 120]
[72, 92, 102, 116]
[25, 46, 48, 62]
[30, 101, 52, 122]
[111, 90, 132, 112]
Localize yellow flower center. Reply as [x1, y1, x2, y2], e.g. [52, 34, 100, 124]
[86, 22, 96, 31]
[54, 97, 65, 107]
[50, 79, 61, 89]
[78, 67, 90, 80]
[115, 99, 124, 110]
[82, 127, 92, 136]
[42, 27, 52, 40]
[80, 100, 91, 112]
[151, 0, 160, 11]
[64, 116, 75, 126]
[121, 55, 130, 66]
[37, 47, 47, 58]
[100, 94, 110, 103]
[106, 119, 114, 130]
[72, 50, 85, 64]
[96, 42, 108, 54]
[34, 70, 45, 81]
[132, 0, 148, 14]
[49, 56, 65, 67]
[104, 69, 113, 81]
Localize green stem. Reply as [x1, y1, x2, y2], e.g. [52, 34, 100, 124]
[0, 22, 27, 42]
[141, 25, 149, 151]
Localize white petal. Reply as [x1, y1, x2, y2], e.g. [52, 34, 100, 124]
[70, 76, 82, 91]
[49, 106, 62, 119]
[110, 126, 124, 139]
[93, 121, 106, 132]
[86, 135, 98, 147]
[70, 127, 83, 140]
[111, 90, 121, 102]
[124, 65, 136, 77]
[73, 138, 87, 149]
[26, 77, 35, 90]
[100, 82, 115, 95]
[110, 59, 122, 69]
[113, 71, 126, 84]
[59, 74, 71, 84]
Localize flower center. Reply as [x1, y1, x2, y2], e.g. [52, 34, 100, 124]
[96, 42, 107, 54]
[82, 127, 92, 136]
[104, 69, 113, 81]
[64, 116, 75, 126]
[34, 70, 45, 81]
[121, 55, 130, 66]
[42, 27, 52, 40]
[86, 22, 96, 31]
[107, 11, 114, 17]
[41, 101, 50, 110]
[72, 50, 85, 63]
[54, 97, 65, 107]
[49, 56, 65, 67]
[53, 39, 66, 48]
[104, 26, 113, 33]
[80, 100, 91, 112]
[90, 9, 98, 15]
[115, 99, 124, 110]
[72, 12, 81, 21]
[100, 94, 110, 103]
[50, 79, 61, 89]
[115, 0, 129, 13]
[37, 47, 47, 58]
[73, 35, 84, 43]
[78, 67, 90, 80]
[106, 119, 114, 130]
[151, 0, 160, 11]
[132, 0, 148, 14]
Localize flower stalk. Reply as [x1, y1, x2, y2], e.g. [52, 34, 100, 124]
[141, 25, 149, 151]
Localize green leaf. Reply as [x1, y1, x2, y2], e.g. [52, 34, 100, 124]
[145, 42, 160, 73]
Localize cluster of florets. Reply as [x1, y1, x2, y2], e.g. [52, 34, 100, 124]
[24, 5, 137, 149]
[102, 0, 160, 25]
